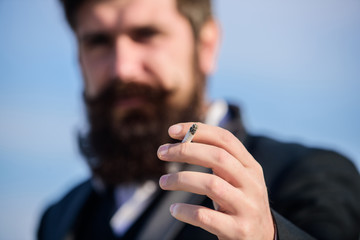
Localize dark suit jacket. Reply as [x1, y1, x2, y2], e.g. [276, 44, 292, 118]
[38, 105, 360, 240]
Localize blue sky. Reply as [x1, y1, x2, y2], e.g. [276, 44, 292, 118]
[0, 1, 359, 239]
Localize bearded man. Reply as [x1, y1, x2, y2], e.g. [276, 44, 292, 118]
[37, 0, 360, 239]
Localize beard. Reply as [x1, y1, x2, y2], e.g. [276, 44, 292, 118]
[79, 72, 205, 186]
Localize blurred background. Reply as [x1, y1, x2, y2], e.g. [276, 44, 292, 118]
[0, 0, 359, 239]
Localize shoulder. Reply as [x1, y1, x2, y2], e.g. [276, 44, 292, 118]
[37, 179, 93, 240]
[246, 135, 360, 239]
[245, 135, 358, 189]
[43, 179, 93, 216]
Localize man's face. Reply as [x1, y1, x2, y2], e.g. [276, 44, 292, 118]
[75, 0, 208, 184]
[77, 0, 197, 111]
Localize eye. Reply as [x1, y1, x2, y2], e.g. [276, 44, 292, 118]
[83, 33, 112, 49]
[131, 27, 159, 43]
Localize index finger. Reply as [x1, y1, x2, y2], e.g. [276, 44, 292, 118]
[169, 122, 255, 168]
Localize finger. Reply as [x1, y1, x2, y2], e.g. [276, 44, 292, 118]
[158, 142, 247, 187]
[169, 203, 238, 240]
[159, 171, 243, 214]
[168, 122, 255, 168]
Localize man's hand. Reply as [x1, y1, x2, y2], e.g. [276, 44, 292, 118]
[157, 122, 275, 240]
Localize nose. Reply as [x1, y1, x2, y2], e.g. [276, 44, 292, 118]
[110, 36, 145, 83]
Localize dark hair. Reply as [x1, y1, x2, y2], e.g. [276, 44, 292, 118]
[59, 0, 212, 39]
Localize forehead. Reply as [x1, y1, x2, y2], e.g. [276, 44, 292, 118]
[76, 0, 186, 35]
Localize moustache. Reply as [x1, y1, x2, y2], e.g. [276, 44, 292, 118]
[84, 81, 173, 108]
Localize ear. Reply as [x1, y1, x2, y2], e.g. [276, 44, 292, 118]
[77, 45, 92, 97]
[78, 47, 87, 86]
[197, 18, 221, 75]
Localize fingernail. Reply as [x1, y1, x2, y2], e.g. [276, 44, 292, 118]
[170, 203, 176, 215]
[169, 124, 182, 135]
[159, 174, 169, 187]
[158, 144, 169, 157]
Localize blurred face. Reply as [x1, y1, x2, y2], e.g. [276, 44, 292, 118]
[77, 0, 197, 110]
[75, 0, 208, 184]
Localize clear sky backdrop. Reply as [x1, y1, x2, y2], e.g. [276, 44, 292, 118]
[0, 1, 359, 239]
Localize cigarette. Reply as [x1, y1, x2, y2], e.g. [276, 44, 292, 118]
[182, 123, 198, 143]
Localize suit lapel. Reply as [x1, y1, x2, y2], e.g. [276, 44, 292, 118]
[57, 181, 93, 240]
